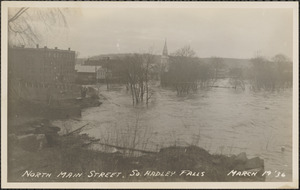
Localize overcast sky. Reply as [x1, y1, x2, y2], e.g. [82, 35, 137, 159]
[31, 7, 293, 59]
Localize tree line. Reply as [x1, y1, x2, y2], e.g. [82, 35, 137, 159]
[248, 54, 292, 91]
[111, 46, 293, 102]
[160, 46, 292, 94]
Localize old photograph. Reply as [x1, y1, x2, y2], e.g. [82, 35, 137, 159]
[1, 1, 298, 189]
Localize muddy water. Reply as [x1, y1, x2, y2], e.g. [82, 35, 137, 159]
[54, 79, 293, 182]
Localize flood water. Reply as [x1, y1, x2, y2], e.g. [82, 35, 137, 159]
[53, 79, 293, 182]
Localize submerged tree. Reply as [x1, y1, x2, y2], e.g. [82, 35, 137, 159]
[164, 46, 214, 95]
[250, 56, 275, 91]
[228, 67, 245, 90]
[210, 56, 226, 80]
[249, 54, 292, 91]
[197, 63, 214, 88]
[272, 54, 293, 88]
[168, 56, 199, 95]
[167, 46, 199, 95]
[122, 53, 155, 106]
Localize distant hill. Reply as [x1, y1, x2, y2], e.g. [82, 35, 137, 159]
[78, 53, 252, 68]
[89, 53, 135, 60]
[200, 57, 252, 68]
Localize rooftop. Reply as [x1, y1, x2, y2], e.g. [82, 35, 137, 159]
[9, 45, 75, 53]
[75, 65, 103, 73]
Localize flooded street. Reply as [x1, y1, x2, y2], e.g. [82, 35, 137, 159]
[54, 79, 293, 182]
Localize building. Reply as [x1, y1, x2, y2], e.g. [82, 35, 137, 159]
[8, 45, 76, 84]
[84, 57, 110, 66]
[159, 40, 171, 86]
[75, 65, 97, 84]
[75, 65, 110, 84]
[96, 67, 107, 80]
[161, 39, 170, 73]
[84, 57, 123, 83]
[8, 45, 81, 103]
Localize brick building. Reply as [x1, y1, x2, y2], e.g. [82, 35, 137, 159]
[8, 45, 76, 84]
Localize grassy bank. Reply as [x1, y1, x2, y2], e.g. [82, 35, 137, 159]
[8, 126, 265, 182]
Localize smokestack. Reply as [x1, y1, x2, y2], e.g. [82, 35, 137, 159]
[36, 44, 39, 48]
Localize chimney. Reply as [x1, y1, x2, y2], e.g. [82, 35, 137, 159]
[68, 48, 71, 51]
[44, 46, 47, 49]
[55, 47, 58, 50]
[21, 45, 25, 48]
[36, 44, 39, 48]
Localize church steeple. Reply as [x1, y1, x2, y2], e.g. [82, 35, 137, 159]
[161, 39, 170, 73]
[162, 39, 168, 56]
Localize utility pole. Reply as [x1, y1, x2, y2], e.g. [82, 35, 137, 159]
[104, 57, 110, 90]
[95, 65, 98, 84]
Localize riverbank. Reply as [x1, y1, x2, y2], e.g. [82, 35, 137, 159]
[7, 118, 265, 182]
[7, 91, 103, 181]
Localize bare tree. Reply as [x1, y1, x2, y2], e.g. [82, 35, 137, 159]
[249, 56, 273, 91]
[8, 7, 70, 47]
[197, 63, 214, 89]
[210, 56, 226, 79]
[168, 56, 199, 95]
[165, 46, 202, 95]
[272, 54, 293, 88]
[143, 52, 156, 106]
[122, 52, 155, 106]
[249, 54, 292, 91]
[272, 54, 290, 63]
[229, 67, 245, 90]
[171, 45, 196, 57]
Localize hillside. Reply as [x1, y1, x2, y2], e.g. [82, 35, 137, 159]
[200, 57, 252, 68]
[77, 53, 252, 68]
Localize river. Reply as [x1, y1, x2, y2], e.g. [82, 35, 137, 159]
[53, 79, 293, 182]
